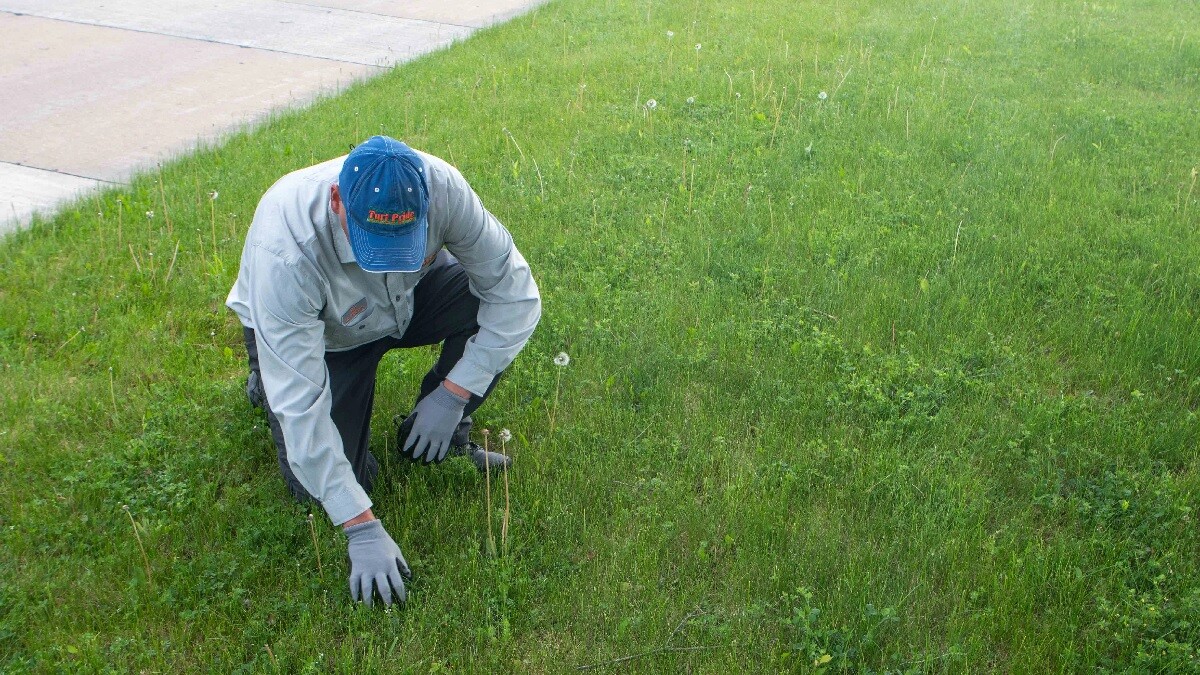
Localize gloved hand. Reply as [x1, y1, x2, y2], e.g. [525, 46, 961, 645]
[346, 519, 412, 607]
[401, 383, 469, 464]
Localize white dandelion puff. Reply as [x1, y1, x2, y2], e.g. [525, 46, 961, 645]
[499, 428, 513, 443]
[666, 30, 675, 39]
[686, 96, 696, 104]
[553, 352, 571, 367]
[818, 91, 828, 100]
[209, 190, 219, 200]
[145, 210, 154, 219]
[695, 43, 702, 51]
[645, 98, 657, 110]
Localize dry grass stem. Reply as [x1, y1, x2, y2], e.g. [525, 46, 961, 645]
[122, 505, 153, 587]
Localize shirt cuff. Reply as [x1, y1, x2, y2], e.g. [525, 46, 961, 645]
[447, 359, 495, 397]
[322, 482, 373, 526]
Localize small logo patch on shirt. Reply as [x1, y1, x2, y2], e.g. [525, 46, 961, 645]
[341, 298, 372, 325]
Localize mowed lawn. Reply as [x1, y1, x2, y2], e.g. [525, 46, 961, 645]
[2, 0, 1199, 671]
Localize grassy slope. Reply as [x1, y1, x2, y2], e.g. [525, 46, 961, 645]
[2, 0, 1199, 671]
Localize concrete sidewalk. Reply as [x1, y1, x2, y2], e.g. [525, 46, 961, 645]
[0, 0, 545, 234]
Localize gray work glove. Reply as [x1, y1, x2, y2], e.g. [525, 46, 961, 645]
[402, 384, 469, 464]
[345, 519, 412, 607]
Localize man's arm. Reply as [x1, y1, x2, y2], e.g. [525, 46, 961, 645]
[435, 162, 542, 396]
[247, 242, 373, 526]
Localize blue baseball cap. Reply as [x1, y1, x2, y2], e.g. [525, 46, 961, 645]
[339, 136, 429, 273]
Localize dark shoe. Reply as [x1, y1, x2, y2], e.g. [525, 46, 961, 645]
[448, 441, 512, 473]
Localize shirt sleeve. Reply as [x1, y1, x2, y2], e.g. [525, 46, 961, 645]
[246, 241, 373, 525]
[439, 166, 542, 396]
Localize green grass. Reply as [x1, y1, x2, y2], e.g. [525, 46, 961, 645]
[3, 0, 1199, 671]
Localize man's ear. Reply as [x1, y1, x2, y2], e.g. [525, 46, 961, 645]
[330, 184, 342, 214]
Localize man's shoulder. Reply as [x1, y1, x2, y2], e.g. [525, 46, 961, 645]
[413, 150, 465, 190]
[249, 156, 346, 257]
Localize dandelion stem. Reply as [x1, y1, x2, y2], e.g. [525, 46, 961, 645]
[549, 368, 562, 438]
[501, 436, 510, 555]
[307, 513, 323, 576]
[483, 430, 495, 556]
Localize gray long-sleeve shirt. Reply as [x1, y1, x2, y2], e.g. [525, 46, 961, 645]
[226, 151, 541, 525]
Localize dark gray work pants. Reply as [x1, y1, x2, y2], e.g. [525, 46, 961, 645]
[243, 251, 502, 502]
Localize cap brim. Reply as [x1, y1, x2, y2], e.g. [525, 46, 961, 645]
[346, 213, 428, 273]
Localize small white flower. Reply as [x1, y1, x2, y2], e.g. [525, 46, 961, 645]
[554, 352, 571, 367]
[695, 43, 702, 51]
[735, 92, 741, 99]
[818, 91, 828, 100]
[145, 210, 154, 219]
[645, 99, 657, 110]
[666, 30, 675, 39]
[805, 142, 813, 155]
[499, 429, 513, 443]
[209, 190, 219, 200]
[686, 96, 695, 104]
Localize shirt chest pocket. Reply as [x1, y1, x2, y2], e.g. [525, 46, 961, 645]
[324, 296, 382, 348]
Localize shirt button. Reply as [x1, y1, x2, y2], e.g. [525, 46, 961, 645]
[394, 295, 402, 301]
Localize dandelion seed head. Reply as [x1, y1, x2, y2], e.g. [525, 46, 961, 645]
[209, 190, 219, 200]
[145, 210, 154, 219]
[500, 428, 513, 443]
[695, 43, 702, 51]
[686, 96, 696, 104]
[818, 91, 828, 100]
[554, 352, 571, 367]
[645, 99, 657, 110]
[666, 30, 675, 38]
